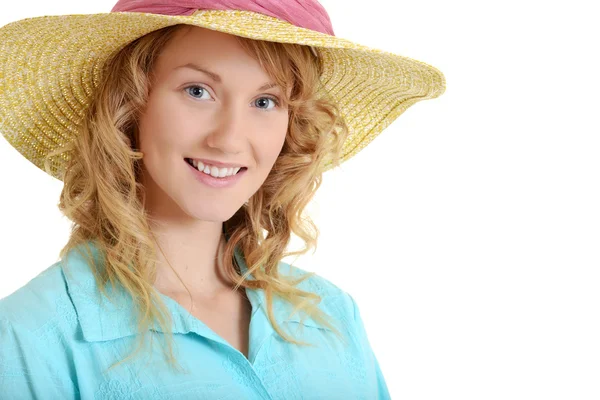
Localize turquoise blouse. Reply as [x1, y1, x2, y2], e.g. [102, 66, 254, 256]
[0, 241, 390, 399]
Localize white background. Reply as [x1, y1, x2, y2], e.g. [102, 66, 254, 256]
[1, 1, 599, 399]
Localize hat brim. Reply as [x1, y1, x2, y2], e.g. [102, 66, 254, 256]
[0, 10, 445, 180]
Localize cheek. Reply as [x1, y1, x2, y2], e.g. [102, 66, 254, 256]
[139, 95, 187, 150]
[259, 118, 288, 164]
[138, 98, 165, 149]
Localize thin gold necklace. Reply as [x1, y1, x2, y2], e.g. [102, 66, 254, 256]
[150, 231, 226, 306]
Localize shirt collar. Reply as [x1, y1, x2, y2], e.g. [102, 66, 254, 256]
[62, 240, 330, 344]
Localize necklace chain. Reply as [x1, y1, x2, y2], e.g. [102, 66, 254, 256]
[150, 230, 226, 294]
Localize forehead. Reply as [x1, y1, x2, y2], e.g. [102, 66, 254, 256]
[155, 26, 261, 72]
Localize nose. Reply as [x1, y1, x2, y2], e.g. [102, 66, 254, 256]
[205, 104, 247, 154]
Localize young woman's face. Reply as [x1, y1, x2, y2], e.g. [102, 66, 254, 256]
[138, 26, 289, 221]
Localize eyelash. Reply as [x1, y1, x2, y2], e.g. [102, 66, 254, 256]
[183, 84, 281, 110]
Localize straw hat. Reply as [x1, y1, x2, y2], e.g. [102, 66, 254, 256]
[0, 0, 446, 181]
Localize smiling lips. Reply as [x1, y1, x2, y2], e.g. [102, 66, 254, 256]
[185, 158, 245, 178]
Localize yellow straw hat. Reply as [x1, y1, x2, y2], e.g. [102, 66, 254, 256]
[0, 0, 446, 181]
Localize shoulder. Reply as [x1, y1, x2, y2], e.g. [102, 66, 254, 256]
[279, 261, 346, 296]
[0, 242, 114, 343]
[0, 248, 92, 350]
[0, 258, 80, 346]
[278, 260, 358, 322]
[0, 261, 76, 331]
[0, 261, 81, 396]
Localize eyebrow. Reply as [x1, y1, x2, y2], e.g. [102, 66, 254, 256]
[174, 63, 280, 92]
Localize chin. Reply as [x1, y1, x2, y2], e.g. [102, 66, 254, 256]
[185, 204, 242, 223]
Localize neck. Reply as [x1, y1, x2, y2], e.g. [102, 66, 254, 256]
[150, 220, 234, 298]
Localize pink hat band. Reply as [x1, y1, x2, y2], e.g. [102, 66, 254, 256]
[111, 0, 335, 36]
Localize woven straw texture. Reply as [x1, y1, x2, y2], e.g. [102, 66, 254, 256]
[0, 10, 446, 180]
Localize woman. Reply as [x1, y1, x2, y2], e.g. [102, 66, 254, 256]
[0, 0, 445, 398]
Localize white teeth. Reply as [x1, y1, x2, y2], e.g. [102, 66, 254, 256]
[188, 159, 242, 178]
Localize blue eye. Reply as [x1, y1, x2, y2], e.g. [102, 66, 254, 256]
[254, 97, 279, 110]
[185, 85, 212, 100]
